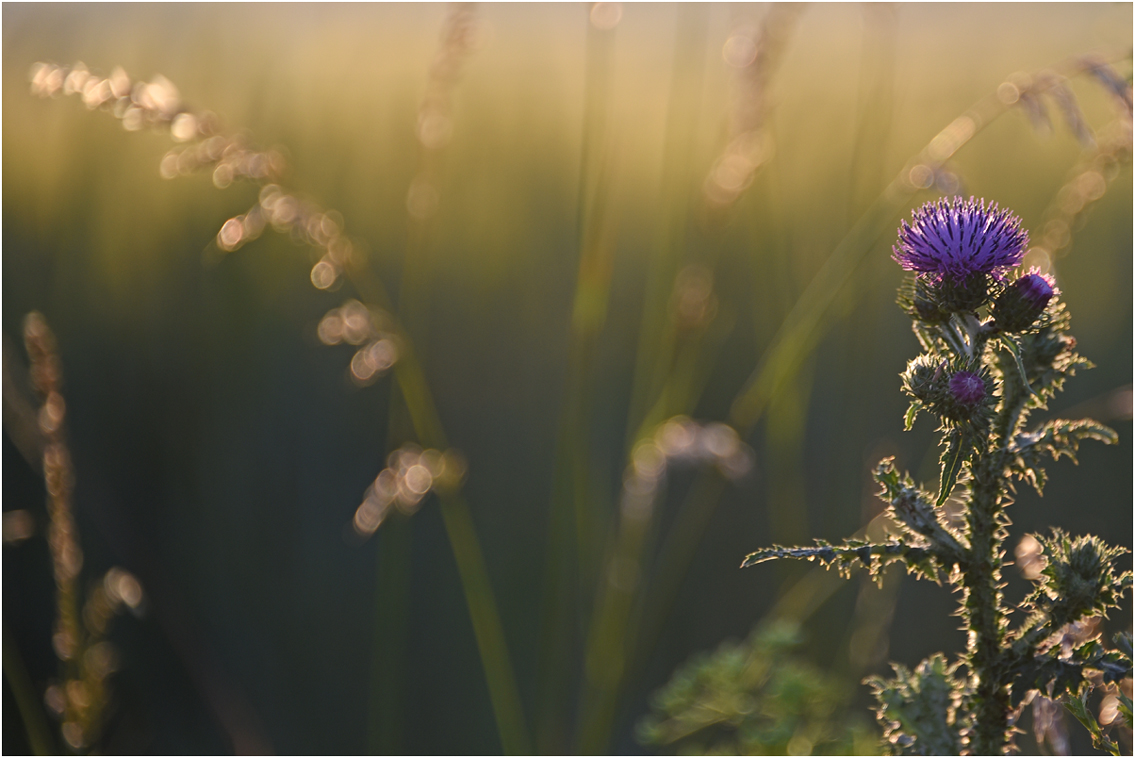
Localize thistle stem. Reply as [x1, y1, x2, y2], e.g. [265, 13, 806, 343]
[962, 344, 1033, 753]
[963, 452, 1009, 754]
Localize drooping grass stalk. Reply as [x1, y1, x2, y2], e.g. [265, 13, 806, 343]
[370, 7, 478, 752]
[30, 44, 533, 754]
[14, 312, 146, 752]
[24, 313, 84, 745]
[351, 249, 534, 758]
[536, 5, 620, 753]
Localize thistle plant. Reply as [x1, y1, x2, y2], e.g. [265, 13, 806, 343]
[742, 196, 1131, 755]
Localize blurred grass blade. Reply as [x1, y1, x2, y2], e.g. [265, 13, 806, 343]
[537, 6, 620, 752]
[439, 491, 532, 755]
[4, 628, 54, 755]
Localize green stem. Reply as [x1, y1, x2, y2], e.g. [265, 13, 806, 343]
[351, 252, 530, 756]
[536, 22, 620, 749]
[367, 517, 412, 754]
[439, 491, 532, 755]
[963, 451, 1010, 754]
[992, 347, 1029, 449]
[961, 343, 1033, 753]
[4, 628, 54, 755]
[577, 496, 655, 754]
[622, 4, 709, 449]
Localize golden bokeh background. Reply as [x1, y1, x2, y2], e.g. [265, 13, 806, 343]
[4, 3, 1131, 754]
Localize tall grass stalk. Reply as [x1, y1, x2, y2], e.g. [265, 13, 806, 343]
[576, 7, 710, 752]
[4, 629, 55, 755]
[621, 4, 710, 452]
[370, 6, 478, 752]
[537, 4, 620, 752]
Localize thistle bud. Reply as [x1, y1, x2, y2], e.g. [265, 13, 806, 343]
[901, 355, 945, 404]
[993, 272, 1055, 332]
[948, 371, 985, 407]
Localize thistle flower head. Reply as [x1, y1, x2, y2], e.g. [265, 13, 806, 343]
[892, 197, 1028, 283]
[948, 371, 985, 407]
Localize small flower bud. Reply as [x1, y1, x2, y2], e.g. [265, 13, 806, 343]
[901, 355, 945, 404]
[993, 271, 1055, 332]
[949, 371, 985, 407]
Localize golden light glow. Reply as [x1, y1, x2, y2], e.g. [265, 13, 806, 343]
[218, 217, 244, 251]
[2, 509, 35, 544]
[350, 445, 467, 539]
[589, 2, 622, 30]
[104, 567, 143, 609]
[418, 110, 454, 150]
[61, 722, 84, 750]
[44, 685, 66, 716]
[310, 260, 339, 290]
[908, 164, 934, 189]
[170, 113, 198, 142]
[1014, 534, 1044, 581]
[406, 176, 440, 220]
[996, 81, 1020, 105]
[723, 34, 758, 69]
[927, 116, 976, 163]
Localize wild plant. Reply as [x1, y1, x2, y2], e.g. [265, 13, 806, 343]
[740, 196, 1132, 754]
[14, 5, 1132, 755]
[6, 313, 144, 753]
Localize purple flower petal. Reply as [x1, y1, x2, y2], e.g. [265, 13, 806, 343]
[893, 197, 1028, 281]
[949, 371, 986, 407]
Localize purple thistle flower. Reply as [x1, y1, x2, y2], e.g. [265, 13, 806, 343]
[892, 197, 1028, 282]
[949, 371, 985, 407]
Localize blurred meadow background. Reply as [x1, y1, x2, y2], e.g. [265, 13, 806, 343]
[3, 2, 1132, 754]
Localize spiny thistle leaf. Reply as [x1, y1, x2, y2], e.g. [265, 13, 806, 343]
[937, 431, 972, 507]
[1008, 418, 1118, 494]
[873, 458, 966, 565]
[1022, 529, 1133, 630]
[866, 654, 966, 756]
[1063, 686, 1122, 756]
[999, 334, 1036, 397]
[1018, 300, 1094, 407]
[741, 539, 940, 582]
[1008, 640, 1132, 707]
[903, 399, 923, 432]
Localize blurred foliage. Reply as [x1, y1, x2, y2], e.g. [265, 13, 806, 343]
[637, 620, 876, 755]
